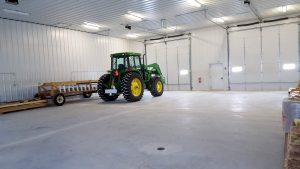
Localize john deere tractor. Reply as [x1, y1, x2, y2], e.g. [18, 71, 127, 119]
[97, 52, 165, 102]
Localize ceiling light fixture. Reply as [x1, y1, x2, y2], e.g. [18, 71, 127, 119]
[213, 17, 225, 23]
[82, 22, 101, 31]
[84, 22, 101, 28]
[126, 34, 139, 38]
[2, 9, 29, 16]
[82, 24, 99, 30]
[187, 0, 202, 7]
[128, 11, 143, 18]
[281, 6, 288, 13]
[166, 26, 177, 31]
[125, 11, 143, 21]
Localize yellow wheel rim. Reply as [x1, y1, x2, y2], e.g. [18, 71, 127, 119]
[156, 81, 163, 93]
[131, 78, 142, 97]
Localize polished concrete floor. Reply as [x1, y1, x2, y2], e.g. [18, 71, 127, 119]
[0, 91, 286, 169]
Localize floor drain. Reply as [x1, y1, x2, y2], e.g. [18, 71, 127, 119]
[157, 147, 165, 151]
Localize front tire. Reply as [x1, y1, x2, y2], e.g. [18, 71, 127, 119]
[150, 77, 164, 97]
[122, 72, 144, 102]
[97, 74, 119, 101]
[53, 93, 65, 106]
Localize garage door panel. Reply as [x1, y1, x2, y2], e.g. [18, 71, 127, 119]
[230, 73, 245, 83]
[167, 45, 178, 85]
[230, 84, 245, 91]
[178, 40, 190, 85]
[262, 83, 280, 90]
[281, 66, 299, 82]
[146, 44, 157, 65]
[281, 83, 297, 90]
[262, 27, 279, 63]
[156, 46, 167, 83]
[246, 84, 261, 91]
[156, 43, 167, 59]
[178, 39, 189, 48]
[146, 38, 191, 91]
[245, 31, 261, 62]
[262, 62, 280, 82]
[229, 36, 244, 66]
[167, 85, 179, 91]
[280, 24, 299, 62]
[229, 24, 298, 91]
[229, 31, 247, 86]
[178, 85, 190, 91]
[245, 63, 261, 82]
[245, 73, 261, 83]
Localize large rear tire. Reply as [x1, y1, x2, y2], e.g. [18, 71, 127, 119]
[122, 72, 144, 102]
[97, 74, 119, 101]
[150, 77, 164, 97]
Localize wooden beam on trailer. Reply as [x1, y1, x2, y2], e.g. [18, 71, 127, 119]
[0, 100, 48, 114]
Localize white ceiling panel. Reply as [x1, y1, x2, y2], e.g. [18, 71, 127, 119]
[0, 0, 299, 39]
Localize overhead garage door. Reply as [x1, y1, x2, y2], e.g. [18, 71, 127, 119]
[146, 38, 191, 91]
[229, 24, 299, 91]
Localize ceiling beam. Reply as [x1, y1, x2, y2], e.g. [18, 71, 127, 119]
[204, 10, 227, 30]
[246, 0, 263, 22]
[120, 23, 165, 37]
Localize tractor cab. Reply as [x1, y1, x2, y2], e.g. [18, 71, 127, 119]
[111, 52, 142, 73]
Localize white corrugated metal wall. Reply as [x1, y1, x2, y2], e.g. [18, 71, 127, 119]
[0, 19, 142, 102]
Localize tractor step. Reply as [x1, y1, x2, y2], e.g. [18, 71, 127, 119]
[105, 89, 118, 94]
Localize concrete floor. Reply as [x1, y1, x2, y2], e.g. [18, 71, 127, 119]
[0, 91, 285, 169]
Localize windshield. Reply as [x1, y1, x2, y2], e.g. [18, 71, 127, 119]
[111, 55, 141, 70]
[112, 57, 128, 70]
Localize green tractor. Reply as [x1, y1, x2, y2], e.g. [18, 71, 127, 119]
[97, 52, 165, 102]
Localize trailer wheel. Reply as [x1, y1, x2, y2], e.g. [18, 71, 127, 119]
[83, 92, 92, 98]
[53, 93, 65, 106]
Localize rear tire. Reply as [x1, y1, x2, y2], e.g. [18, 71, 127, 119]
[122, 72, 144, 102]
[53, 93, 65, 106]
[97, 74, 119, 101]
[150, 77, 164, 97]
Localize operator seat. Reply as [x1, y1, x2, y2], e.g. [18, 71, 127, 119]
[118, 64, 126, 70]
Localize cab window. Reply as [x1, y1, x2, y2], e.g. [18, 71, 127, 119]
[112, 57, 128, 70]
[129, 56, 141, 69]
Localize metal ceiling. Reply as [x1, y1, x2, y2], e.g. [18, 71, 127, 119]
[0, 0, 300, 39]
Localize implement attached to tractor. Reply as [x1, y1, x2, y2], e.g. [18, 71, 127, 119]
[97, 52, 165, 102]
